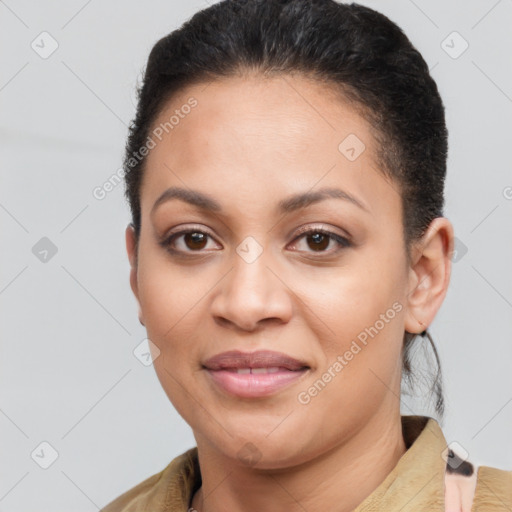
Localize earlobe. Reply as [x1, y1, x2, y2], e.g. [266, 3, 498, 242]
[404, 217, 454, 334]
[125, 223, 145, 326]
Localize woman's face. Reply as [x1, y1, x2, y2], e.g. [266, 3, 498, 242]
[126, 73, 448, 468]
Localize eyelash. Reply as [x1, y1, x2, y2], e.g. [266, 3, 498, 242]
[160, 224, 352, 257]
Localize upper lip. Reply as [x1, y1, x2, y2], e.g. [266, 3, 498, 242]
[203, 350, 309, 371]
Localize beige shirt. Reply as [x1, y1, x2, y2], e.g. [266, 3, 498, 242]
[100, 415, 512, 512]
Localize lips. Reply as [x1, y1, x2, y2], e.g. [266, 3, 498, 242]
[224, 367, 287, 374]
[202, 349, 309, 371]
[202, 350, 310, 398]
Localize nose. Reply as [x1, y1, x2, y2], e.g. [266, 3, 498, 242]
[210, 247, 293, 332]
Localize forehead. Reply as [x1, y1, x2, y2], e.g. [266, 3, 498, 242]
[141, 73, 401, 224]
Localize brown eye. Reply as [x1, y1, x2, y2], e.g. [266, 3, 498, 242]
[305, 232, 330, 251]
[290, 227, 351, 255]
[182, 232, 208, 250]
[161, 228, 219, 254]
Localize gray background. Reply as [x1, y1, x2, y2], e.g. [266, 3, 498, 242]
[1, 0, 511, 510]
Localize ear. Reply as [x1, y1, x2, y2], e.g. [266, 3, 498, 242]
[125, 223, 145, 326]
[404, 217, 455, 334]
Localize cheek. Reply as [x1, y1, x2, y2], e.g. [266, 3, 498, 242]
[296, 298, 405, 435]
[136, 256, 207, 393]
[302, 255, 403, 344]
[298, 253, 406, 393]
[138, 260, 206, 420]
[137, 250, 209, 336]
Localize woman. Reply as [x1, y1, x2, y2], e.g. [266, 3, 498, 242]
[101, 1, 511, 511]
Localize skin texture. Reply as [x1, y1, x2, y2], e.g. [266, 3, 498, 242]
[125, 73, 455, 512]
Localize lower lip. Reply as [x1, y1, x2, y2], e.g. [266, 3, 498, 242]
[205, 368, 309, 398]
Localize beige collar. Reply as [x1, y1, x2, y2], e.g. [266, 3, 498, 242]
[160, 415, 447, 511]
[101, 415, 512, 512]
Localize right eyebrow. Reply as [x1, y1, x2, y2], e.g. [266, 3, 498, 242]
[151, 187, 222, 217]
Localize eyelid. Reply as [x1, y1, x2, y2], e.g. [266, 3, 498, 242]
[292, 223, 352, 242]
[160, 224, 220, 248]
[160, 222, 352, 254]
[288, 225, 352, 255]
[164, 223, 215, 238]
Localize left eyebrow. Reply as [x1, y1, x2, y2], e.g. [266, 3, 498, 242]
[150, 185, 371, 217]
[276, 187, 371, 215]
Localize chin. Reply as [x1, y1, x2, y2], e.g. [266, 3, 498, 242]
[234, 444, 314, 471]
[213, 428, 313, 471]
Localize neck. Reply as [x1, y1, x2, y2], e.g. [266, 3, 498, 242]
[190, 412, 407, 512]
